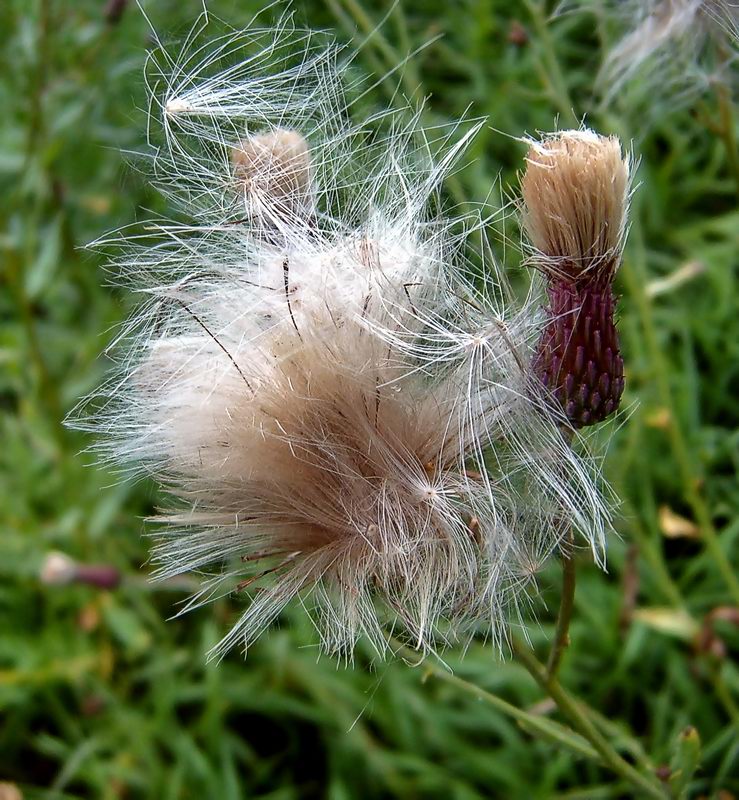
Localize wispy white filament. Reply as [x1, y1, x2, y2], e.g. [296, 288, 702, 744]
[562, 0, 739, 108]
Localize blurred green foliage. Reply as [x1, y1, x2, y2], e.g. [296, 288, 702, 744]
[1, 0, 737, 798]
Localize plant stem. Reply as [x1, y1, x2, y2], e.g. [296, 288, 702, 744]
[706, 664, 739, 727]
[512, 638, 668, 799]
[390, 639, 599, 762]
[584, 704, 655, 774]
[4, 248, 64, 435]
[547, 533, 577, 679]
[628, 507, 685, 609]
[325, 0, 485, 259]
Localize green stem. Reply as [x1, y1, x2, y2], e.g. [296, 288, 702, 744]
[512, 639, 668, 799]
[390, 640, 599, 762]
[584, 705, 655, 774]
[706, 664, 739, 727]
[324, 0, 395, 104]
[623, 506, 685, 609]
[325, 0, 484, 259]
[547, 535, 577, 679]
[331, 0, 422, 100]
[613, 360, 686, 610]
[5, 248, 63, 433]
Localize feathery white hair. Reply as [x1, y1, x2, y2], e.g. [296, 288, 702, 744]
[74, 14, 612, 659]
[578, 0, 739, 107]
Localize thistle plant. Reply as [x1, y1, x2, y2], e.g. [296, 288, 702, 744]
[68, 16, 681, 798]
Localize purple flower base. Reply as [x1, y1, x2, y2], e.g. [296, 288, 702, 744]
[534, 281, 624, 428]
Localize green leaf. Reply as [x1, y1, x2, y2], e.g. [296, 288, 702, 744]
[669, 726, 701, 798]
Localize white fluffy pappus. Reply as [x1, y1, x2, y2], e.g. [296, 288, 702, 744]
[73, 15, 614, 659]
[564, 0, 739, 109]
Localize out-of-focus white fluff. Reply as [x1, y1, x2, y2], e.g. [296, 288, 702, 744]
[74, 15, 612, 659]
[563, 0, 738, 108]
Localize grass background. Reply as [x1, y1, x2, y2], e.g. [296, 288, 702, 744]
[1, 0, 737, 797]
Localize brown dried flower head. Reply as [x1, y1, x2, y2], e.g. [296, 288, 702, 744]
[521, 130, 629, 286]
[232, 128, 312, 223]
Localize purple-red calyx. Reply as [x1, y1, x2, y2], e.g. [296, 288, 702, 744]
[534, 280, 624, 428]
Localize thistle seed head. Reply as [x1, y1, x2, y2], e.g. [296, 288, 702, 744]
[596, 0, 739, 107]
[71, 24, 616, 658]
[40, 552, 78, 586]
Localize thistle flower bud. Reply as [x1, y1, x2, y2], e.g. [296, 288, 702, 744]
[40, 551, 121, 590]
[521, 130, 630, 428]
[232, 128, 312, 224]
